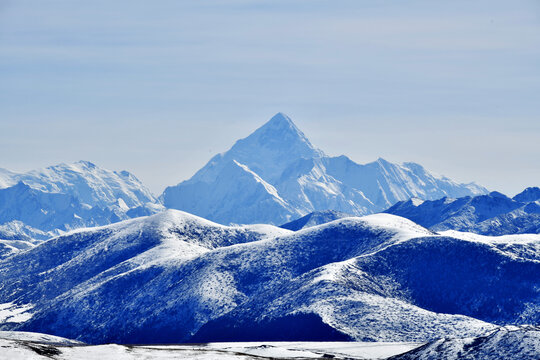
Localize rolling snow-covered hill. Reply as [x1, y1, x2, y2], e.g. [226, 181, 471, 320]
[0, 210, 537, 345]
[0, 161, 161, 239]
[390, 325, 540, 360]
[385, 187, 540, 235]
[162, 113, 487, 225]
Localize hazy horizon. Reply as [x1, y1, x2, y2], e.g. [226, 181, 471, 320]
[1, 0, 539, 196]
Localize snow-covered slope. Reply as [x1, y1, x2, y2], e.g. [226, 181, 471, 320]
[162, 113, 487, 225]
[390, 325, 540, 360]
[1, 211, 537, 345]
[0, 240, 35, 260]
[2, 327, 538, 359]
[0, 161, 156, 209]
[385, 188, 540, 235]
[162, 160, 297, 225]
[0, 331, 421, 360]
[0, 330, 82, 345]
[514, 187, 540, 203]
[280, 210, 351, 231]
[192, 221, 539, 342]
[0, 210, 288, 307]
[0, 161, 162, 238]
[0, 221, 48, 241]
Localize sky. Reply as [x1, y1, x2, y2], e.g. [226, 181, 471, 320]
[0, 0, 539, 196]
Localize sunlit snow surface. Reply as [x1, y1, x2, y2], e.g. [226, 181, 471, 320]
[0, 330, 420, 359]
[0, 303, 33, 323]
[2, 327, 539, 359]
[0, 160, 161, 239]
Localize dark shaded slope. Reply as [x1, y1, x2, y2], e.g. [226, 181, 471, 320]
[280, 210, 351, 231]
[354, 236, 540, 324]
[385, 189, 540, 235]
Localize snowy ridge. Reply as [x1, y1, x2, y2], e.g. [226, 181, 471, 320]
[0, 330, 83, 345]
[280, 210, 352, 231]
[385, 187, 540, 235]
[0, 161, 162, 240]
[0, 211, 537, 345]
[0, 221, 49, 241]
[0, 161, 156, 208]
[0, 239, 35, 259]
[390, 325, 540, 360]
[163, 113, 487, 225]
[0, 113, 488, 237]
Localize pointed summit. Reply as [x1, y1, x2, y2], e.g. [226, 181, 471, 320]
[163, 112, 488, 225]
[185, 113, 324, 184]
[260, 112, 298, 131]
[245, 112, 318, 153]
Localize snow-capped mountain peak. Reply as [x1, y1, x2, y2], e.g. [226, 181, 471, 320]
[1, 160, 157, 209]
[0, 161, 162, 238]
[246, 112, 319, 152]
[163, 113, 488, 225]
[223, 112, 324, 180]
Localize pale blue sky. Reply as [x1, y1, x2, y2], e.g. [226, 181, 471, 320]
[1, 0, 539, 195]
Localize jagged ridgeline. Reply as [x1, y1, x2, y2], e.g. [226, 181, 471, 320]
[162, 113, 487, 225]
[0, 113, 487, 240]
[0, 161, 163, 241]
[385, 188, 540, 235]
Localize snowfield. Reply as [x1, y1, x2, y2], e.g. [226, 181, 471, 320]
[0, 329, 424, 359]
[1, 327, 539, 359]
[0, 338, 420, 360]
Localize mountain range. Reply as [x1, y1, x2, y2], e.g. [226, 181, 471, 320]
[0, 160, 162, 239]
[384, 187, 540, 235]
[0, 210, 538, 345]
[162, 113, 487, 225]
[0, 113, 490, 239]
[278, 187, 540, 236]
[0, 112, 538, 357]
